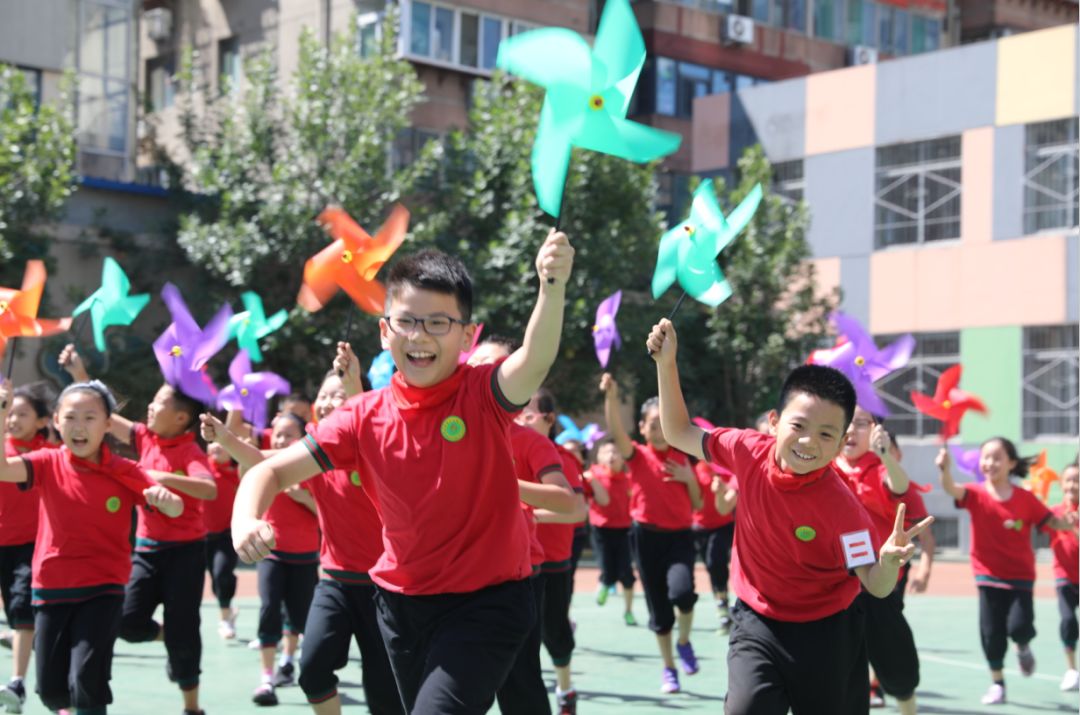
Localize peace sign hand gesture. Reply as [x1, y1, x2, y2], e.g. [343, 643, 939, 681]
[879, 503, 934, 571]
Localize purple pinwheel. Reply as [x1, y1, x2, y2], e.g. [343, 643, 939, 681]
[808, 312, 915, 416]
[217, 350, 290, 433]
[593, 290, 622, 369]
[950, 445, 984, 483]
[555, 415, 605, 450]
[152, 283, 233, 406]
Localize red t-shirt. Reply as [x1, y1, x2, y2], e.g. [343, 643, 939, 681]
[958, 482, 1052, 589]
[692, 461, 734, 530]
[834, 452, 929, 541]
[627, 442, 693, 531]
[132, 423, 211, 549]
[20, 445, 155, 604]
[704, 428, 879, 623]
[1, 435, 54, 545]
[586, 465, 632, 529]
[510, 424, 564, 568]
[1047, 502, 1079, 585]
[263, 485, 320, 562]
[306, 467, 384, 582]
[537, 447, 584, 567]
[202, 459, 239, 534]
[305, 362, 532, 595]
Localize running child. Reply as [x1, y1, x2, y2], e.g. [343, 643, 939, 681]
[0, 378, 183, 714]
[1045, 461, 1079, 692]
[937, 438, 1077, 705]
[204, 439, 241, 640]
[585, 438, 637, 626]
[232, 234, 574, 713]
[691, 457, 736, 635]
[648, 318, 933, 715]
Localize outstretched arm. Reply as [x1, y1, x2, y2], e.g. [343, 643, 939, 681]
[583, 470, 610, 507]
[147, 470, 217, 500]
[873, 425, 910, 495]
[936, 448, 965, 501]
[601, 373, 635, 462]
[497, 230, 574, 406]
[0, 381, 28, 483]
[201, 414, 267, 470]
[857, 503, 935, 598]
[647, 320, 706, 460]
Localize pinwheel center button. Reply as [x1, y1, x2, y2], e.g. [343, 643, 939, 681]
[589, 95, 604, 110]
[341, 250, 354, 264]
[683, 225, 695, 235]
[942, 400, 951, 409]
[854, 356, 866, 366]
[0, 301, 7, 314]
[240, 388, 249, 397]
[170, 345, 183, 357]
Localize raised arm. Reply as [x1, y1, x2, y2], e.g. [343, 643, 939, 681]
[0, 381, 28, 483]
[583, 470, 610, 507]
[201, 413, 268, 470]
[58, 344, 134, 444]
[872, 425, 910, 495]
[646, 319, 705, 460]
[497, 230, 574, 406]
[601, 374, 635, 462]
[334, 342, 364, 398]
[936, 448, 965, 502]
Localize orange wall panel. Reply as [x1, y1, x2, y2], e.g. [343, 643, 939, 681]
[961, 127, 993, 245]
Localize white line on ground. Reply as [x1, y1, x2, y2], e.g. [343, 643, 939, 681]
[920, 653, 1059, 683]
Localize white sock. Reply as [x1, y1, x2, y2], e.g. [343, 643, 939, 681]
[279, 653, 293, 668]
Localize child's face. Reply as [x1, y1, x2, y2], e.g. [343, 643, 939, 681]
[270, 416, 304, 450]
[978, 439, 1016, 484]
[54, 391, 111, 460]
[147, 384, 191, 437]
[638, 406, 666, 449]
[313, 375, 348, 422]
[841, 406, 875, 462]
[5, 396, 46, 442]
[769, 392, 847, 475]
[380, 285, 476, 389]
[516, 395, 554, 437]
[598, 442, 624, 471]
[282, 399, 312, 421]
[1062, 466, 1079, 505]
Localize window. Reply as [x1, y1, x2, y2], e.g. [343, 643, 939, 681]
[1022, 325, 1079, 439]
[146, 55, 174, 112]
[459, 13, 479, 67]
[892, 9, 908, 55]
[784, 0, 806, 32]
[745, 0, 806, 31]
[874, 332, 960, 438]
[676, 63, 711, 118]
[409, 2, 430, 56]
[404, 1, 510, 73]
[1023, 118, 1079, 234]
[480, 16, 503, 69]
[78, 0, 131, 155]
[813, 0, 842, 41]
[219, 37, 240, 95]
[633, 57, 764, 119]
[845, 0, 877, 47]
[772, 160, 804, 204]
[358, 12, 382, 58]
[4, 67, 42, 108]
[875, 136, 961, 248]
[656, 57, 677, 116]
[392, 127, 439, 170]
[910, 14, 941, 54]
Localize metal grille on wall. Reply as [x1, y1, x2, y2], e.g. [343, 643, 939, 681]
[1023, 118, 1079, 235]
[772, 159, 805, 205]
[874, 136, 961, 249]
[1022, 324, 1079, 440]
[873, 331, 960, 437]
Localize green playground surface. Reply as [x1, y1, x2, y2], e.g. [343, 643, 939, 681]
[14, 591, 1073, 714]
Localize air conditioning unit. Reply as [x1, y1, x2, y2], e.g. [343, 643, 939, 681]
[724, 14, 755, 45]
[145, 8, 173, 42]
[849, 45, 879, 65]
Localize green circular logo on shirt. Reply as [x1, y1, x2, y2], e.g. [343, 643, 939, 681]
[105, 496, 122, 513]
[794, 525, 817, 542]
[441, 416, 466, 443]
[350, 471, 362, 487]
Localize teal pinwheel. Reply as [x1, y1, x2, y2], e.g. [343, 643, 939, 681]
[651, 181, 763, 308]
[496, 0, 682, 218]
[227, 292, 287, 363]
[71, 257, 150, 352]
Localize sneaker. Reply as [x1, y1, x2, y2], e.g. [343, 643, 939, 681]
[556, 689, 577, 715]
[676, 641, 699, 675]
[1017, 645, 1035, 676]
[218, 607, 238, 640]
[623, 611, 637, 626]
[980, 683, 1006, 705]
[0, 633, 10, 651]
[0, 679, 25, 713]
[660, 667, 680, 694]
[596, 584, 609, 606]
[1060, 668, 1080, 691]
[252, 683, 278, 706]
[869, 682, 885, 708]
[272, 662, 295, 688]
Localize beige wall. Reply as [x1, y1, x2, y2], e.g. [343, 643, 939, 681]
[0, 0, 78, 72]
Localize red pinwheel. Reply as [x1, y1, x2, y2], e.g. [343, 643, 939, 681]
[0, 261, 72, 362]
[297, 205, 409, 315]
[910, 365, 987, 440]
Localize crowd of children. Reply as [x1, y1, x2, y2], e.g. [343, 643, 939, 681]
[0, 230, 1076, 715]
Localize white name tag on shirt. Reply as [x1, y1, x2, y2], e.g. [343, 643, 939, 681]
[840, 530, 876, 570]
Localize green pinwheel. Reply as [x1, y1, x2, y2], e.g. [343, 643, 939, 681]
[227, 292, 288, 363]
[496, 0, 682, 218]
[72, 257, 150, 352]
[652, 181, 763, 308]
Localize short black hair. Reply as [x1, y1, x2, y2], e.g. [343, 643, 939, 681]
[13, 381, 54, 419]
[533, 388, 558, 440]
[386, 249, 473, 322]
[639, 396, 659, 419]
[480, 334, 520, 353]
[167, 386, 202, 432]
[777, 365, 856, 430]
[981, 436, 1033, 478]
[282, 393, 312, 406]
[273, 412, 307, 433]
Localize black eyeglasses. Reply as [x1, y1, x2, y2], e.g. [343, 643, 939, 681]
[384, 314, 469, 337]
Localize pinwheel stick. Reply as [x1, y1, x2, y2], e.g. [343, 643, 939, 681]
[337, 308, 355, 378]
[4, 338, 16, 380]
[667, 291, 688, 321]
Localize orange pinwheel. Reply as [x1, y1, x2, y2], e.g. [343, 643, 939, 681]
[909, 364, 987, 440]
[297, 205, 409, 315]
[1023, 451, 1059, 503]
[0, 261, 72, 360]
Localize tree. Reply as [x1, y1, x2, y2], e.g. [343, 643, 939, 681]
[0, 65, 77, 282]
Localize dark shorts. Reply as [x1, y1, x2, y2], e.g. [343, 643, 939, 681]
[35, 594, 123, 711]
[859, 587, 919, 699]
[0, 542, 34, 629]
[630, 524, 697, 634]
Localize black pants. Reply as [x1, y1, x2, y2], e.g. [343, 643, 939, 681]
[725, 599, 869, 715]
[977, 586, 1036, 670]
[35, 594, 123, 711]
[375, 578, 535, 714]
[298, 579, 403, 713]
[541, 569, 574, 667]
[0, 542, 34, 629]
[496, 576, 551, 715]
[1058, 583, 1079, 651]
[592, 527, 635, 589]
[119, 542, 205, 689]
[694, 524, 734, 595]
[630, 524, 697, 634]
[205, 529, 237, 610]
[859, 587, 919, 699]
[256, 558, 318, 647]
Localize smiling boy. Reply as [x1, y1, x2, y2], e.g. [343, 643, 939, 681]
[231, 232, 573, 714]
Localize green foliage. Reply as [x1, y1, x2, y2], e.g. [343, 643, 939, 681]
[0, 65, 77, 280]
